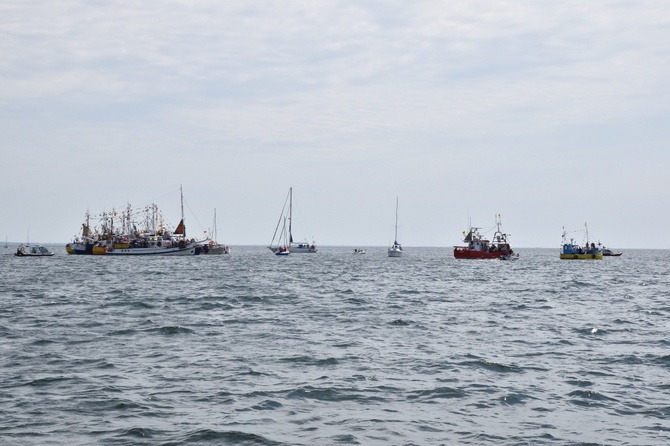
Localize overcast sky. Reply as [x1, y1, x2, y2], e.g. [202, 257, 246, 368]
[2, 1, 669, 248]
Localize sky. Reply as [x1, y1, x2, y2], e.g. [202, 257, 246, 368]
[2, 1, 669, 248]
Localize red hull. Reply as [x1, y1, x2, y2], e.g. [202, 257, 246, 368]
[453, 247, 511, 259]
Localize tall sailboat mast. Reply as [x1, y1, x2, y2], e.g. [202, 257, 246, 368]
[288, 187, 293, 244]
[394, 197, 399, 244]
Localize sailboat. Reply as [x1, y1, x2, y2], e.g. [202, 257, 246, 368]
[274, 217, 291, 256]
[201, 208, 230, 254]
[388, 197, 403, 257]
[4, 236, 8, 249]
[268, 187, 317, 254]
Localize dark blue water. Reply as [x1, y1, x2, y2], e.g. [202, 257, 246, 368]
[1, 247, 669, 445]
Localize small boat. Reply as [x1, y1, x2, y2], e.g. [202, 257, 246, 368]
[602, 247, 622, 257]
[454, 214, 515, 259]
[388, 198, 403, 257]
[200, 208, 230, 255]
[14, 244, 54, 257]
[353, 248, 367, 254]
[560, 223, 603, 260]
[272, 216, 291, 256]
[268, 187, 317, 254]
[275, 247, 290, 256]
[500, 253, 519, 261]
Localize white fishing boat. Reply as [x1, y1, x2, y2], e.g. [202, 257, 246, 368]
[268, 187, 317, 254]
[388, 197, 403, 257]
[105, 186, 199, 256]
[201, 208, 230, 255]
[15, 244, 54, 257]
[68, 187, 200, 256]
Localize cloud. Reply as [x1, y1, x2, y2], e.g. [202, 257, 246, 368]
[1, 0, 669, 246]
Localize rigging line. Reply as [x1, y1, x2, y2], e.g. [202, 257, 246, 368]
[270, 189, 291, 245]
[182, 197, 207, 237]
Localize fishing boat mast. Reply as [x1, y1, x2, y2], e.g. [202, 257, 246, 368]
[585, 222, 589, 246]
[180, 184, 186, 239]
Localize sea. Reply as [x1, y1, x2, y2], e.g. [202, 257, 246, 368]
[1, 246, 669, 445]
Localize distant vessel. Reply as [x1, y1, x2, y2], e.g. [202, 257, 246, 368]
[388, 197, 403, 257]
[268, 187, 316, 254]
[500, 252, 519, 261]
[201, 208, 230, 255]
[273, 217, 291, 256]
[560, 223, 603, 260]
[15, 244, 54, 257]
[4, 236, 7, 249]
[602, 247, 622, 257]
[65, 210, 96, 255]
[454, 214, 514, 259]
[353, 248, 367, 254]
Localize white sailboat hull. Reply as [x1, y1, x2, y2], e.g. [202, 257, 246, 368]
[289, 243, 317, 253]
[388, 248, 403, 257]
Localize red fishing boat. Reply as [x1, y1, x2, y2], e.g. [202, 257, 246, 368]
[453, 215, 515, 259]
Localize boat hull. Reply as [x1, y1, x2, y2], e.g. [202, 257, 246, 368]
[15, 245, 54, 257]
[290, 244, 317, 253]
[388, 249, 402, 257]
[105, 243, 200, 256]
[270, 244, 290, 255]
[66, 242, 95, 255]
[269, 245, 316, 254]
[560, 253, 603, 260]
[454, 247, 511, 259]
[201, 244, 230, 255]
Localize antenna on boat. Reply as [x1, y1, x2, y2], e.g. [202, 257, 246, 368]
[584, 221, 589, 246]
[288, 187, 293, 243]
[180, 184, 185, 239]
